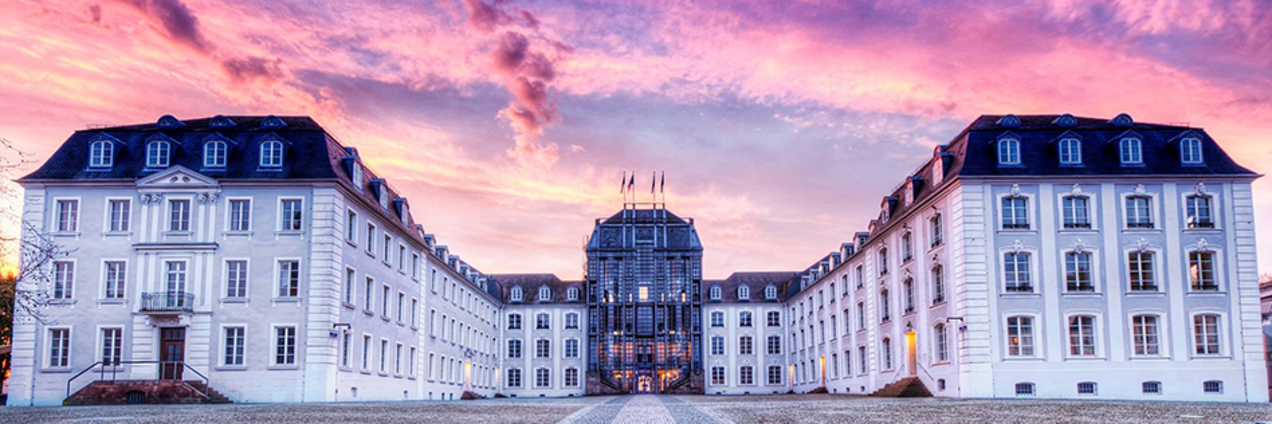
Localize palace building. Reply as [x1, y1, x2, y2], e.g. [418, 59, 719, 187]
[5, 113, 1266, 405]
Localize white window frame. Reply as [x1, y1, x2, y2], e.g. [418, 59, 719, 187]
[1003, 313, 1039, 359]
[146, 140, 171, 168]
[270, 324, 299, 367]
[1058, 137, 1082, 165]
[224, 197, 253, 233]
[103, 197, 132, 233]
[1119, 188, 1160, 230]
[165, 197, 193, 233]
[278, 197, 304, 232]
[1057, 189, 1096, 231]
[274, 258, 302, 299]
[45, 326, 73, 370]
[1189, 311, 1226, 357]
[96, 325, 125, 367]
[997, 190, 1035, 231]
[1127, 311, 1168, 358]
[89, 140, 114, 168]
[53, 197, 81, 233]
[1000, 247, 1038, 294]
[1125, 247, 1162, 293]
[1063, 312, 1102, 358]
[1186, 247, 1223, 292]
[52, 259, 77, 299]
[1061, 248, 1099, 293]
[223, 258, 251, 299]
[1180, 137, 1204, 165]
[260, 140, 284, 167]
[204, 140, 228, 168]
[219, 324, 248, 367]
[997, 138, 1021, 165]
[1120, 137, 1143, 165]
[100, 258, 128, 300]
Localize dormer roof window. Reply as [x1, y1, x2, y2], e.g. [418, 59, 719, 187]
[1180, 137, 1204, 165]
[997, 136, 1021, 166]
[764, 285, 777, 300]
[566, 287, 579, 301]
[350, 161, 364, 192]
[88, 135, 117, 168]
[1052, 114, 1077, 127]
[146, 139, 172, 168]
[156, 115, 184, 129]
[996, 114, 1020, 128]
[209, 115, 236, 128]
[538, 286, 551, 301]
[1120, 137, 1143, 165]
[1109, 113, 1133, 127]
[709, 285, 722, 300]
[204, 138, 228, 168]
[260, 115, 287, 129]
[738, 285, 750, 300]
[510, 286, 523, 302]
[260, 139, 284, 167]
[1058, 137, 1082, 165]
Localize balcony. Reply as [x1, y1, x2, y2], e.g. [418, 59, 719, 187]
[141, 292, 195, 313]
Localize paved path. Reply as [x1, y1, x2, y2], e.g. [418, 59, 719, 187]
[560, 395, 729, 424]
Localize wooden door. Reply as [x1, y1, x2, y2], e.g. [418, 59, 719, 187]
[160, 328, 186, 380]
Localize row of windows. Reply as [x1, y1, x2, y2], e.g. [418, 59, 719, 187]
[1013, 380, 1224, 396]
[1005, 313, 1225, 358]
[428, 309, 496, 357]
[506, 338, 581, 359]
[346, 208, 424, 280]
[708, 365, 784, 386]
[997, 189, 1216, 231]
[87, 137, 288, 170]
[505, 367, 581, 388]
[709, 335, 783, 356]
[342, 267, 419, 327]
[508, 286, 580, 302]
[996, 135, 1205, 167]
[52, 197, 304, 235]
[428, 268, 499, 326]
[709, 310, 782, 328]
[507, 312, 580, 330]
[1001, 249, 1220, 293]
[426, 352, 493, 388]
[707, 284, 780, 301]
[47, 258, 312, 301]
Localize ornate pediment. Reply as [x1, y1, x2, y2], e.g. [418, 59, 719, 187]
[137, 165, 219, 188]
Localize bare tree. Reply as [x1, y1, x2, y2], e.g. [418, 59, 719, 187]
[1, 138, 65, 325]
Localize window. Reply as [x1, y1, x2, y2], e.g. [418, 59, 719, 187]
[535, 368, 550, 388]
[565, 368, 579, 387]
[1128, 251, 1157, 291]
[711, 311, 724, 328]
[765, 285, 777, 300]
[881, 338, 893, 370]
[379, 340, 388, 372]
[1186, 195, 1214, 229]
[507, 368, 522, 387]
[767, 311, 781, 327]
[767, 335, 782, 355]
[225, 260, 248, 298]
[934, 323, 948, 362]
[1180, 138, 1203, 164]
[740, 366, 754, 385]
[1003, 252, 1032, 293]
[878, 249, 888, 275]
[146, 141, 170, 167]
[1064, 251, 1094, 292]
[107, 199, 130, 232]
[1193, 314, 1221, 355]
[998, 138, 1021, 165]
[929, 214, 943, 247]
[101, 328, 123, 366]
[879, 290, 890, 322]
[55, 199, 78, 232]
[382, 236, 391, 260]
[280, 199, 303, 231]
[408, 347, 417, 377]
[223, 326, 245, 366]
[1189, 251, 1217, 291]
[168, 199, 190, 232]
[739, 311, 753, 327]
[277, 260, 300, 298]
[394, 343, 403, 375]
[1142, 381, 1162, 395]
[1001, 196, 1029, 229]
[1131, 315, 1160, 356]
[507, 339, 522, 358]
[855, 266, 864, 289]
[843, 350, 852, 376]
[1204, 380, 1223, 394]
[1125, 195, 1153, 228]
[53, 261, 74, 299]
[711, 366, 726, 385]
[365, 223, 376, 255]
[711, 336, 725, 355]
[1015, 382, 1035, 396]
[858, 346, 868, 373]
[1006, 316, 1035, 357]
[90, 140, 113, 167]
[508, 313, 522, 330]
[510, 286, 523, 302]
[1058, 138, 1082, 165]
[710, 285, 721, 300]
[536, 313, 550, 330]
[565, 339, 579, 358]
[363, 277, 374, 311]
[1062, 196, 1090, 229]
[1067, 315, 1096, 356]
[767, 365, 782, 385]
[930, 265, 945, 304]
[856, 303, 865, 330]
[260, 140, 284, 167]
[739, 336, 753, 355]
[345, 210, 358, 243]
[902, 233, 913, 262]
[165, 261, 187, 294]
[361, 335, 371, 371]
[274, 326, 297, 365]
[103, 261, 127, 299]
[1077, 382, 1097, 396]
[228, 199, 251, 231]
[567, 287, 579, 301]
[1120, 138, 1142, 164]
[340, 331, 351, 368]
[48, 328, 70, 368]
[903, 279, 915, 313]
[738, 285, 750, 300]
[566, 312, 579, 329]
[204, 140, 227, 167]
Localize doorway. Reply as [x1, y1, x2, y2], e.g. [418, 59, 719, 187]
[905, 330, 917, 377]
[160, 328, 186, 380]
[636, 374, 653, 393]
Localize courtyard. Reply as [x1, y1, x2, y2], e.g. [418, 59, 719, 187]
[4, 394, 1272, 423]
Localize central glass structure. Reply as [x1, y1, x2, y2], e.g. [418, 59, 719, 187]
[585, 202, 704, 394]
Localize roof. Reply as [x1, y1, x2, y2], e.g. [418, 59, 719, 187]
[586, 207, 703, 252]
[705, 271, 798, 303]
[489, 273, 584, 304]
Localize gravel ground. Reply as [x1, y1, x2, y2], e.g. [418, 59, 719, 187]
[4, 394, 1272, 424]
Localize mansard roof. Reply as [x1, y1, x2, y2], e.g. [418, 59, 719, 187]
[488, 274, 584, 304]
[706, 271, 798, 303]
[586, 207, 703, 251]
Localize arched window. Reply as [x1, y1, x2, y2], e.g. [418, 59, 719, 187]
[566, 287, 579, 301]
[538, 286, 551, 301]
[881, 338, 893, 370]
[89, 140, 113, 168]
[765, 285, 777, 300]
[535, 313, 550, 330]
[710, 311, 725, 327]
[1180, 137, 1203, 164]
[930, 265, 945, 304]
[739, 311, 753, 327]
[709, 285, 722, 300]
[260, 140, 284, 167]
[1067, 315, 1097, 356]
[1058, 138, 1082, 165]
[998, 138, 1021, 165]
[1120, 138, 1142, 164]
[510, 286, 523, 302]
[738, 285, 750, 300]
[204, 140, 227, 168]
[879, 290, 891, 322]
[878, 248, 889, 275]
[146, 141, 170, 168]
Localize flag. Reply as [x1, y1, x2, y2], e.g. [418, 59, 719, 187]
[620, 171, 626, 195]
[651, 172, 656, 194]
[628, 173, 635, 192]
[660, 171, 665, 193]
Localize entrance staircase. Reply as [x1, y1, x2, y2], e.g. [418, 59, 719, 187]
[65, 380, 232, 405]
[868, 377, 932, 398]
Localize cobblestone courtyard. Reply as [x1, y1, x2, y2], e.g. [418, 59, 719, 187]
[6, 394, 1272, 423]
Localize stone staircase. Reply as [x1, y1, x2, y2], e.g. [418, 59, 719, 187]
[185, 381, 233, 404]
[65, 380, 232, 405]
[868, 377, 932, 398]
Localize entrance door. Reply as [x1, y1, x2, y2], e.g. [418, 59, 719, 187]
[160, 328, 186, 380]
[636, 375, 653, 393]
[906, 331, 917, 377]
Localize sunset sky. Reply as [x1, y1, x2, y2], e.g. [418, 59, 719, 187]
[1, 0, 1271, 279]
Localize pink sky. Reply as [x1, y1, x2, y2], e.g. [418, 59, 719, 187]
[1, 0, 1271, 279]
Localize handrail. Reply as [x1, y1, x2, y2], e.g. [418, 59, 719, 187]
[66, 360, 210, 399]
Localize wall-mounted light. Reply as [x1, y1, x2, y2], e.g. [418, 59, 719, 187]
[330, 322, 351, 338]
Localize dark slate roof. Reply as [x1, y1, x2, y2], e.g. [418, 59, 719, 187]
[705, 271, 798, 303]
[586, 207, 703, 251]
[489, 274, 584, 305]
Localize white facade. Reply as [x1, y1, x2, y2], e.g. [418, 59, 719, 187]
[702, 299, 788, 395]
[501, 304, 587, 397]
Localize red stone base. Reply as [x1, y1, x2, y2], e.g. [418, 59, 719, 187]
[64, 381, 209, 406]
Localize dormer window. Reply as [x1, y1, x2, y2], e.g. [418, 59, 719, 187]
[996, 114, 1020, 128]
[400, 204, 410, 225]
[352, 162, 364, 192]
[260, 140, 284, 167]
[204, 140, 227, 168]
[1120, 138, 1143, 165]
[146, 141, 171, 168]
[261, 115, 287, 129]
[379, 190, 388, 209]
[209, 115, 236, 128]
[566, 287, 579, 301]
[1109, 113, 1133, 127]
[998, 138, 1021, 165]
[536, 286, 550, 301]
[1058, 138, 1082, 165]
[709, 285, 722, 300]
[738, 285, 750, 300]
[1180, 138, 1203, 165]
[1052, 114, 1077, 127]
[89, 140, 113, 168]
[156, 115, 184, 128]
[765, 285, 777, 300]
[510, 286, 523, 302]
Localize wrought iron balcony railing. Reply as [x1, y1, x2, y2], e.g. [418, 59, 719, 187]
[140, 291, 194, 313]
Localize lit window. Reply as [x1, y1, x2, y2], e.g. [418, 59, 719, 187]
[1189, 251, 1217, 291]
[1006, 316, 1035, 357]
